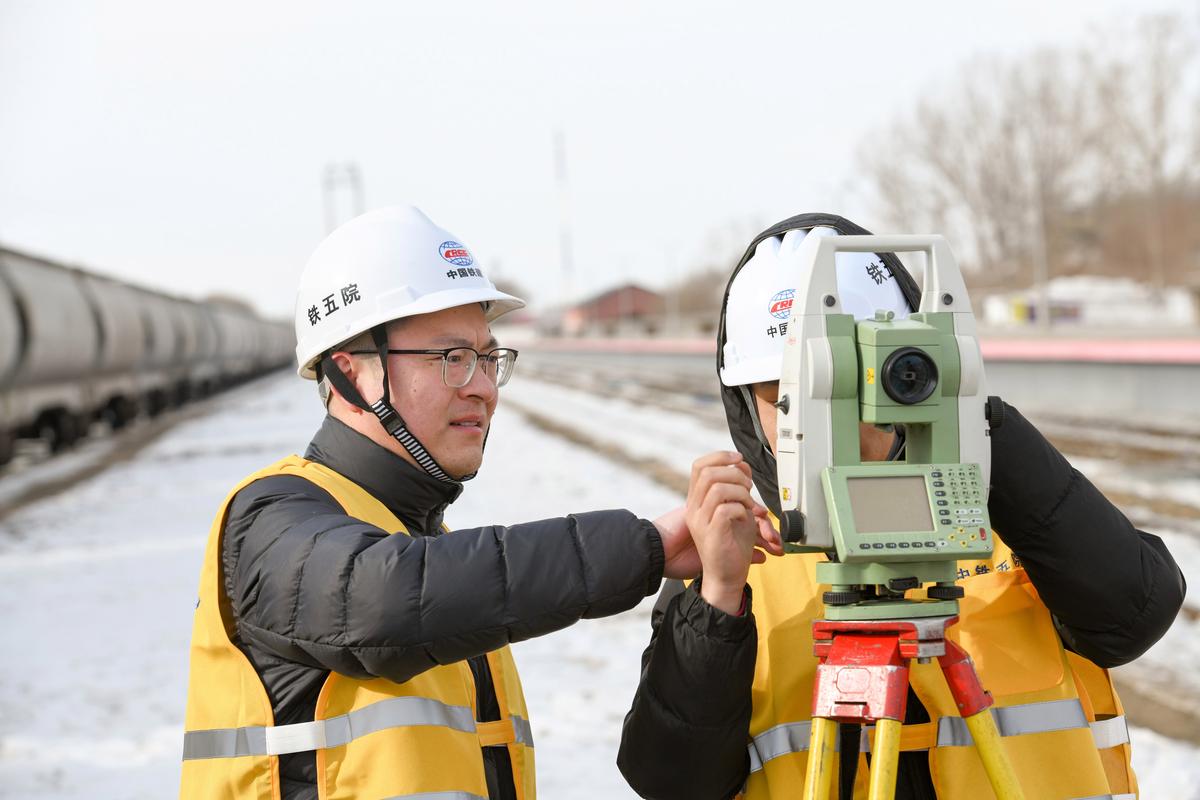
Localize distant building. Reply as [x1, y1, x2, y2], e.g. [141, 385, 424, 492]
[561, 284, 665, 337]
[980, 276, 1198, 329]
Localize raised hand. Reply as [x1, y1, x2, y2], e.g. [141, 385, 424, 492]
[654, 451, 782, 614]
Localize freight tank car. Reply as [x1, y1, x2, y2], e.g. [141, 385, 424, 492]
[0, 246, 293, 464]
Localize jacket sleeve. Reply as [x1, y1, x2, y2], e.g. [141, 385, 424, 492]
[221, 474, 665, 684]
[987, 402, 1187, 668]
[618, 579, 757, 800]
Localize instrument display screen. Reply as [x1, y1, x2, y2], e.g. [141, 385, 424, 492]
[846, 475, 934, 533]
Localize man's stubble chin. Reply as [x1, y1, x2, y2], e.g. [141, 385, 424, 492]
[440, 438, 487, 480]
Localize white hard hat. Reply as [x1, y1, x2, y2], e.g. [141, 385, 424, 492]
[294, 205, 525, 379]
[720, 226, 911, 387]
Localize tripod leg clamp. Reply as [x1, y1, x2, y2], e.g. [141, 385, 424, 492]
[938, 639, 993, 717]
[812, 633, 910, 722]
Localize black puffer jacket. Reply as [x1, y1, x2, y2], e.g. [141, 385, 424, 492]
[617, 213, 1187, 800]
[222, 415, 665, 800]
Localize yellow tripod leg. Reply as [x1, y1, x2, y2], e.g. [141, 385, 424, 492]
[801, 716, 839, 800]
[867, 718, 902, 800]
[964, 709, 1026, 800]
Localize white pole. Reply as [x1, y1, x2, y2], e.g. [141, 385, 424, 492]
[554, 129, 575, 308]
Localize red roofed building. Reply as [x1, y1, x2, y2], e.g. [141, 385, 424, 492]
[562, 284, 664, 336]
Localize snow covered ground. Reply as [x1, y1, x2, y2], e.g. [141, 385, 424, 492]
[1, 371, 1198, 798]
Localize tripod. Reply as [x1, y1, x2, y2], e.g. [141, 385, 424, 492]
[800, 614, 1025, 800]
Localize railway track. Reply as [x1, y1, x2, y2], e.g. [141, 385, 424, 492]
[519, 353, 1200, 554]
[11, 352, 1195, 547]
[519, 355, 1200, 615]
[520, 356, 1200, 511]
[0, 372, 285, 522]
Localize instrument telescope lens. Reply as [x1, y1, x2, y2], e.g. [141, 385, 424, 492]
[881, 347, 939, 405]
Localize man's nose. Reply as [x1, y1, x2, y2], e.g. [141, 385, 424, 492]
[460, 358, 499, 402]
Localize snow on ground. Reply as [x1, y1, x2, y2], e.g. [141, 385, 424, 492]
[0, 375, 327, 799]
[1, 370, 1197, 799]
[1128, 727, 1200, 799]
[1070, 454, 1200, 522]
[1156, 529, 1200, 608]
[500, 375, 738, 479]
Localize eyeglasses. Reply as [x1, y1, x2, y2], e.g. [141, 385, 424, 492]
[347, 347, 519, 388]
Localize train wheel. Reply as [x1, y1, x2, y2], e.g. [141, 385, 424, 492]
[101, 401, 120, 430]
[145, 391, 166, 418]
[41, 410, 85, 452]
[58, 411, 82, 450]
[37, 413, 64, 453]
[105, 397, 137, 430]
[119, 397, 139, 427]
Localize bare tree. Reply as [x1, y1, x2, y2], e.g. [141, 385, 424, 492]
[859, 10, 1199, 297]
[861, 51, 1098, 289]
[1091, 13, 1197, 292]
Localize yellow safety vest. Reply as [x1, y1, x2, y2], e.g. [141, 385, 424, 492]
[180, 455, 536, 800]
[740, 532, 1138, 800]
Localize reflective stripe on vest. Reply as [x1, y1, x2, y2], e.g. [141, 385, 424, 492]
[747, 700, 1129, 772]
[747, 721, 811, 774]
[935, 698, 1090, 746]
[183, 695, 533, 760]
[476, 716, 535, 748]
[1088, 716, 1131, 750]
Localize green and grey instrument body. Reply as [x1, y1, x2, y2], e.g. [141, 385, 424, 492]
[774, 235, 992, 619]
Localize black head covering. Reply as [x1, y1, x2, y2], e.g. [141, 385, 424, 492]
[716, 213, 922, 517]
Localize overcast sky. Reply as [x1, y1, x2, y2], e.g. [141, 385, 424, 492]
[1, 0, 1193, 318]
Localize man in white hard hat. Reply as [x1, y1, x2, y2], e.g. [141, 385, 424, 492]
[179, 206, 777, 800]
[619, 213, 1184, 799]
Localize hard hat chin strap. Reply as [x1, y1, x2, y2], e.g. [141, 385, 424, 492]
[738, 384, 774, 458]
[320, 326, 470, 484]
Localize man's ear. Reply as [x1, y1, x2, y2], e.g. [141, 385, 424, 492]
[327, 352, 384, 412]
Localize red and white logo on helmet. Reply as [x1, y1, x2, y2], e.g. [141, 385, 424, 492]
[439, 241, 474, 267]
[768, 289, 794, 319]
[721, 227, 910, 387]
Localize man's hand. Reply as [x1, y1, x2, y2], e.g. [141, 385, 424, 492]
[654, 451, 783, 614]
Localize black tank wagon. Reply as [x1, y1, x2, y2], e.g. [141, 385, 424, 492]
[0, 246, 293, 465]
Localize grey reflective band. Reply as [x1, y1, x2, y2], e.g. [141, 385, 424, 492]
[1076, 795, 1137, 800]
[936, 699, 1088, 747]
[183, 725, 268, 761]
[747, 721, 813, 773]
[511, 715, 534, 747]
[747, 701, 1128, 774]
[1089, 715, 1130, 750]
[183, 695, 476, 760]
[383, 794, 489, 800]
[478, 714, 535, 748]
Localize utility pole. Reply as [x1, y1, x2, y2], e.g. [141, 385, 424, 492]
[1030, 175, 1051, 331]
[553, 129, 575, 307]
[664, 243, 679, 337]
[323, 162, 366, 233]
